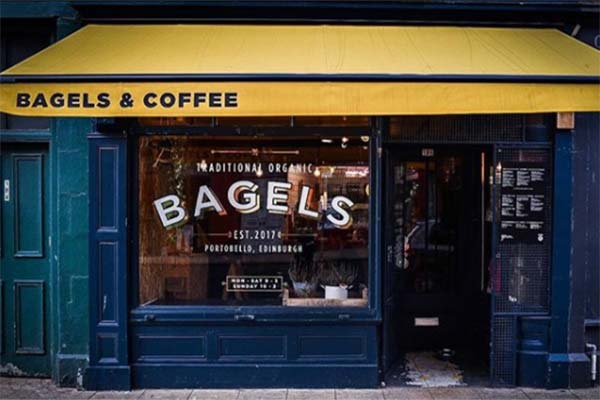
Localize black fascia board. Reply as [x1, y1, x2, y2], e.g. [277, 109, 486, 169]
[1, 73, 599, 84]
[70, 1, 600, 25]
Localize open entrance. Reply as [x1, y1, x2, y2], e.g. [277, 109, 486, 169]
[382, 145, 493, 387]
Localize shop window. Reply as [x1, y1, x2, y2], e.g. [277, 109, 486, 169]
[138, 135, 370, 307]
[0, 22, 52, 130]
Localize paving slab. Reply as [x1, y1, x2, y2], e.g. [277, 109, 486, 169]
[288, 389, 334, 400]
[521, 388, 577, 399]
[477, 387, 528, 399]
[141, 389, 192, 400]
[51, 388, 97, 399]
[189, 389, 240, 400]
[2, 377, 29, 388]
[1, 378, 598, 400]
[428, 387, 482, 399]
[383, 387, 434, 400]
[238, 389, 287, 400]
[1, 389, 36, 400]
[0, 388, 17, 399]
[4, 386, 76, 400]
[569, 388, 600, 400]
[91, 390, 145, 399]
[336, 388, 385, 400]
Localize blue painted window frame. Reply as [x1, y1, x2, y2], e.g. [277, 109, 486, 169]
[128, 123, 383, 323]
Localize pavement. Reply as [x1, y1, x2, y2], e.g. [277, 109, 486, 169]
[1, 378, 599, 400]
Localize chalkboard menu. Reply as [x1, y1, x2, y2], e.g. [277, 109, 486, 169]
[500, 163, 546, 244]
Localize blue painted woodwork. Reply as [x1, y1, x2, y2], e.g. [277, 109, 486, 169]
[548, 129, 574, 389]
[130, 323, 378, 388]
[84, 124, 382, 389]
[517, 316, 550, 387]
[548, 123, 595, 389]
[0, 144, 50, 375]
[572, 113, 600, 389]
[86, 133, 130, 390]
[14, 280, 45, 354]
[547, 127, 594, 389]
[13, 154, 44, 257]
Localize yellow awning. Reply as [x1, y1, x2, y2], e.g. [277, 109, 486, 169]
[1, 24, 599, 116]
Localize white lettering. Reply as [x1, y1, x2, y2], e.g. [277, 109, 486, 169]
[298, 185, 319, 220]
[228, 180, 259, 214]
[153, 180, 359, 228]
[153, 194, 187, 228]
[266, 181, 291, 214]
[194, 185, 227, 218]
[326, 196, 354, 229]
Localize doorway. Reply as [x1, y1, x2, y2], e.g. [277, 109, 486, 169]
[382, 145, 492, 387]
[0, 143, 51, 376]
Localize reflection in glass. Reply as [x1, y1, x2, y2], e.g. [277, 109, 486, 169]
[392, 157, 462, 293]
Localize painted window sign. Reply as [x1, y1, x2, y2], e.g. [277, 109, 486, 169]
[500, 162, 546, 244]
[226, 276, 283, 292]
[138, 135, 370, 306]
[153, 179, 355, 230]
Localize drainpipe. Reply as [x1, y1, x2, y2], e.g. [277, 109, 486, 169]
[586, 343, 597, 383]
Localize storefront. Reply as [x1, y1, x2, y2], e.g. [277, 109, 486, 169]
[1, 23, 599, 390]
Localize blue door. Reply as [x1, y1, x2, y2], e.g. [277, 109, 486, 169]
[0, 143, 50, 376]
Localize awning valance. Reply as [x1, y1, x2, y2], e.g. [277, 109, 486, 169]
[1, 24, 599, 116]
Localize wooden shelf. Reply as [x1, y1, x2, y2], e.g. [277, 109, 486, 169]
[282, 288, 368, 307]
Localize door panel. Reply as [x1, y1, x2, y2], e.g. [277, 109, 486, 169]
[13, 154, 44, 257]
[0, 143, 50, 376]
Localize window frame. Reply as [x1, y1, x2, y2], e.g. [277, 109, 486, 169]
[128, 122, 382, 322]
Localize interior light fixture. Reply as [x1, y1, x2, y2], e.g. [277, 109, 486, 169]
[321, 139, 333, 144]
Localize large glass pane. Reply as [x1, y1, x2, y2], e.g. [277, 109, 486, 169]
[138, 135, 370, 307]
[392, 157, 461, 293]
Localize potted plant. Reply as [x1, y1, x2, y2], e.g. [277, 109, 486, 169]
[288, 259, 318, 297]
[319, 261, 358, 300]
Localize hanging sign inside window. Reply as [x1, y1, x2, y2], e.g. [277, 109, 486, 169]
[500, 162, 546, 244]
[226, 276, 283, 292]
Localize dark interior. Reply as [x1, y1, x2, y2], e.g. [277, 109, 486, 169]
[383, 145, 493, 386]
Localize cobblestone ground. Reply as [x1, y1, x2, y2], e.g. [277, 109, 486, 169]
[1, 378, 599, 400]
